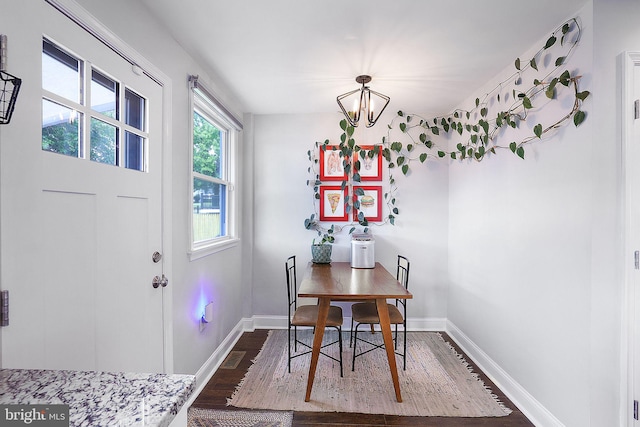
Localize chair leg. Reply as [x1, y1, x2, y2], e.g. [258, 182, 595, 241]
[394, 323, 398, 350]
[403, 324, 407, 370]
[349, 317, 354, 348]
[288, 325, 291, 373]
[351, 323, 360, 371]
[338, 326, 343, 377]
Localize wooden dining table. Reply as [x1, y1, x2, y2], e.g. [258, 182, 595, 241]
[298, 261, 413, 402]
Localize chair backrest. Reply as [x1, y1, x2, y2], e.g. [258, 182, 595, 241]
[397, 255, 410, 290]
[396, 255, 410, 314]
[285, 255, 297, 318]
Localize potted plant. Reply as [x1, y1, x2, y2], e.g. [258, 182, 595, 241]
[305, 215, 334, 263]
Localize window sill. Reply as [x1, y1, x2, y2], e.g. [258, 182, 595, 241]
[189, 238, 240, 261]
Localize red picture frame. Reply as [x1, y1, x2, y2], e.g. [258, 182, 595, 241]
[319, 186, 349, 221]
[353, 186, 382, 222]
[319, 145, 348, 181]
[355, 145, 383, 181]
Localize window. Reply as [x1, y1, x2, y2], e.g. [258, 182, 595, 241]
[41, 38, 148, 172]
[190, 78, 240, 256]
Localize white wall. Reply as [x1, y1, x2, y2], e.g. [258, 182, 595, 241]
[591, 0, 640, 425]
[445, 1, 627, 425]
[251, 111, 449, 321]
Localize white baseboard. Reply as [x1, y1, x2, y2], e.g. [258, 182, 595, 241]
[180, 317, 256, 415]
[445, 320, 564, 427]
[250, 315, 448, 332]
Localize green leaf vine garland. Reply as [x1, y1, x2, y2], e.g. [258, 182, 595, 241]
[306, 17, 589, 241]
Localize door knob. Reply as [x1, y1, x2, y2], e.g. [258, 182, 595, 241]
[152, 274, 169, 289]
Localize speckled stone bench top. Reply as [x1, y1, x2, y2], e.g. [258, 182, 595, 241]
[0, 369, 195, 426]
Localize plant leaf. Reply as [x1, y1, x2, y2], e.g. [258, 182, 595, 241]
[516, 147, 525, 159]
[509, 142, 517, 153]
[534, 124, 543, 138]
[545, 86, 555, 99]
[576, 91, 590, 101]
[573, 110, 586, 126]
[530, 57, 538, 71]
[420, 153, 428, 162]
[515, 58, 521, 70]
[544, 35, 557, 49]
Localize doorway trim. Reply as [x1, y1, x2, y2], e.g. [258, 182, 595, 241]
[621, 50, 640, 427]
[45, 0, 174, 373]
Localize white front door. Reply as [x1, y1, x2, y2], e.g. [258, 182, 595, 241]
[0, 4, 165, 373]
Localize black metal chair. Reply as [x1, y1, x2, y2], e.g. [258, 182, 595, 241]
[350, 255, 410, 371]
[286, 255, 344, 376]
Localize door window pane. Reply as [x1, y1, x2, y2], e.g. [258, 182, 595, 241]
[42, 38, 150, 172]
[193, 178, 226, 242]
[42, 39, 81, 103]
[42, 99, 83, 157]
[193, 111, 222, 179]
[125, 89, 145, 131]
[91, 69, 118, 119]
[125, 131, 145, 172]
[90, 118, 117, 165]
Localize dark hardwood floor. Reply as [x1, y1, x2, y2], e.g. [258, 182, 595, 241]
[191, 329, 534, 426]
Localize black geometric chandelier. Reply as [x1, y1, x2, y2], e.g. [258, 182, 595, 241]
[336, 75, 390, 128]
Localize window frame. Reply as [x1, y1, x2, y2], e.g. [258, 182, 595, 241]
[41, 37, 150, 172]
[188, 85, 240, 259]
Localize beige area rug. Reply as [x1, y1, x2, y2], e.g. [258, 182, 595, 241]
[188, 407, 293, 427]
[228, 330, 512, 417]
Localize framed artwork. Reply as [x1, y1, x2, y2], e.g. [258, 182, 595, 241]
[355, 145, 383, 181]
[319, 146, 348, 181]
[353, 185, 382, 222]
[319, 186, 348, 221]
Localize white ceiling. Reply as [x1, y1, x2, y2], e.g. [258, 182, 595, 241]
[138, 0, 588, 117]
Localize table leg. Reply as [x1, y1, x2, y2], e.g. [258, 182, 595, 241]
[376, 298, 402, 402]
[304, 297, 330, 402]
